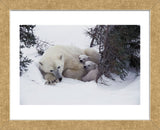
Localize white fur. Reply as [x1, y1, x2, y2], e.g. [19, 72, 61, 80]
[79, 54, 89, 64]
[39, 45, 85, 80]
[82, 61, 98, 82]
[39, 45, 100, 83]
[84, 61, 97, 71]
[84, 48, 100, 64]
[82, 69, 98, 82]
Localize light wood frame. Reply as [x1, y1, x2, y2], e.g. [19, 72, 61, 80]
[0, 0, 160, 129]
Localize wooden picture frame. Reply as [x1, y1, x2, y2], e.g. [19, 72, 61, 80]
[0, 0, 159, 129]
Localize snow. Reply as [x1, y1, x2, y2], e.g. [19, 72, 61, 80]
[20, 25, 140, 105]
[34, 26, 92, 49]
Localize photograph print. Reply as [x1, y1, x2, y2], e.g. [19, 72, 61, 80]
[20, 25, 140, 105]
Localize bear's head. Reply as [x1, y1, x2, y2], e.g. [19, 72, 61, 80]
[79, 55, 89, 64]
[83, 61, 97, 71]
[39, 55, 64, 82]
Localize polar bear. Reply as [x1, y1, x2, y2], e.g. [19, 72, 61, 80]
[82, 61, 98, 82]
[39, 45, 100, 84]
[79, 55, 89, 64]
[80, 49, 100, 64]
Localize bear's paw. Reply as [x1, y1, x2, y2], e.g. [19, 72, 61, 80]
[44, 73, 59, 85]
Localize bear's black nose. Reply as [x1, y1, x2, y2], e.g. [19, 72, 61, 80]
[59, 78, 62, 82]
[80, 60, 83, 63]
[84, 66, 86, 69]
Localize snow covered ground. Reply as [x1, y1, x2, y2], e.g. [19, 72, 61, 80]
[20, 25, 140, 105]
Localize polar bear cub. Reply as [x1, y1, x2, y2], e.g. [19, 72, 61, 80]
[82, 61, 98, 82]
[79, 50, 100, 64]
[79, 55, 89, 63]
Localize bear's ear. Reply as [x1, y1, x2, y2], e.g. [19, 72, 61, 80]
[59, 55, 63, 60]
[39, 62, 43, 66]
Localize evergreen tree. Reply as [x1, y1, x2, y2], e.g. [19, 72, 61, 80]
[20, 25, 36, 76]
[87, 25, 140, 81]
[20, 25, 36, 47]
[20, 51, 32, 76]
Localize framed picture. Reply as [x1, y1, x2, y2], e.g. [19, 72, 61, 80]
[0, 0, 159, 129]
